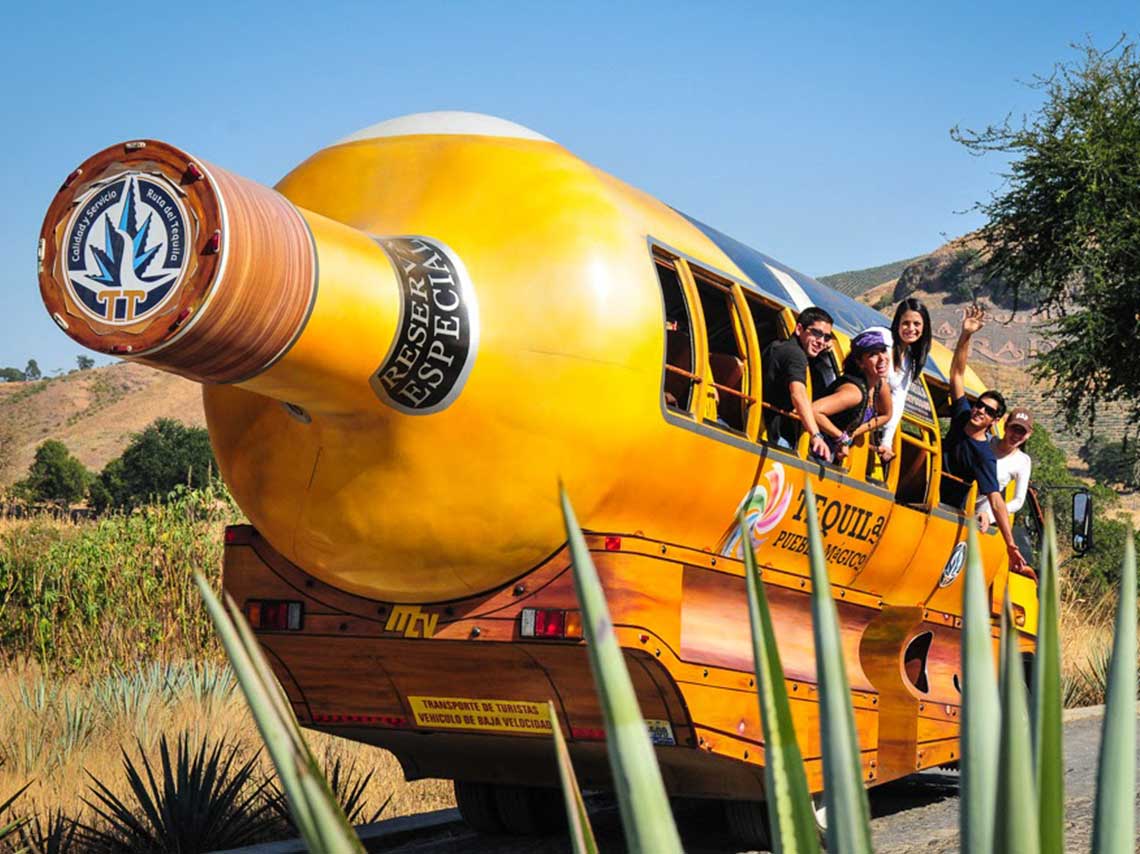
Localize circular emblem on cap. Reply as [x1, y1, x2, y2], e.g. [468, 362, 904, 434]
[62, 173, 189, 325]
[938, 541, 968, 588]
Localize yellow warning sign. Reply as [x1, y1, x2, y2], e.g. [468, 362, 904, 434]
[408, 696, 553, 735]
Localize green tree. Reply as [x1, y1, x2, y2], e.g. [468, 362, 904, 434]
[0, 367, 24, 382]
[108, 419, 217, 508]
[952, 37, 1140, 425]
[76, 355, 95, 371]
[14, 440, 91, 507]
[23, 359, 41, 381]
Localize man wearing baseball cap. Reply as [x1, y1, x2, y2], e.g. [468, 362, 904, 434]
[976, 406, 1034, 532]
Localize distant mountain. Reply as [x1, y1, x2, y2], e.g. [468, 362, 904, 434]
[819, 254, 929, 298]
[0, 362, 205, 487]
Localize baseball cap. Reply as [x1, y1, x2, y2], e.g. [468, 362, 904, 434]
[1006, 407, 1034, 431]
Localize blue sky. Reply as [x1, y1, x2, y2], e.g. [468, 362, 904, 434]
[1, 1, 1135, 372]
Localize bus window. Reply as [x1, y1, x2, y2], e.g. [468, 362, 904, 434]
[655, 256, 696, 412]
[744, 294, 786, 350]
[693, 271, 751, 433]
[896, 421, 936, 505]
[895, 377, 940, 508]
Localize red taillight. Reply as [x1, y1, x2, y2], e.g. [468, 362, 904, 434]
[571, 726, 605, 740]
[520, 608, 583, 640]
[535, 609, 565, 638]
[605, 536, 622, 551]
[224, 527, 239, 544]
[244, 599, 303, 630]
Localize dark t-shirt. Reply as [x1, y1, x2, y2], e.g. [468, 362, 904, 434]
[940, 395, 1000, 507]
[762, 337, 817, 446]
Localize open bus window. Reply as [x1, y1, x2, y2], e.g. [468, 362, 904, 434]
[745, 293, 804, 449]
[894, 378, 940, 507]
[896, 421, 934, 506]
[655, 257, 696, 412]
[693, 271, 750, 433]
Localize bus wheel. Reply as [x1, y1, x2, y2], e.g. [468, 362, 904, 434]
[493, 784, 565, 835]
[724, 799, 771, 847]
[453, 781, 504, 834]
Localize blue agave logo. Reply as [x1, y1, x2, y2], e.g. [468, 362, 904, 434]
[65, 174, 188, 324]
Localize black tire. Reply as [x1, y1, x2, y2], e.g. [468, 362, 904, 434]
[724, 799, 771, 848]
[493, 785, 565, 835]
[454, 780, 504, 834]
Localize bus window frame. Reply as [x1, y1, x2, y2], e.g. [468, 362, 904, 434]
[684, 263, 759, 438]
[654, 250, 703, 418]
[888, 374, 944, 511]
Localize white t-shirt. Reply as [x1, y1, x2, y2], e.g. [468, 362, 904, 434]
[975, 441, 1032, 522]
[880, 351, 913, 449]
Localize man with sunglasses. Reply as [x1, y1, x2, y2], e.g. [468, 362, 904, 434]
[762, 306, 835, 461]
[940, 306, 1028, 572]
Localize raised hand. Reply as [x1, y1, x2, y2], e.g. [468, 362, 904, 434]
[962, 304, 986, 335]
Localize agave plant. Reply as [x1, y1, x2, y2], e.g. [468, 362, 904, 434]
[265, 752, 392, 829]
[552, 491, 1137, 854]
[15, 806, 79, 854]
[559, 489, 683, 854]
[195, 575, 367, 853]
[1091, 528, 1136, 853]
[548, 700, 598, 854]
[0, 780, 31, 846]
[79, 731, 276, 853]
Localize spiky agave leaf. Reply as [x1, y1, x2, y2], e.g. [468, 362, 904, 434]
[18, 806, 81, 854]
[265, 753, 391, 828]
[548, 701, 599, 854]
[802, 481, 872, 854]
[559, 489, 683, 854]
[0, 780, 32, 843]
[1091, 526, 1137, 853]
[1032, 507, 1064, 854]
[194, 574, 366, 852]
[960, 524, 1000, 854]
[993, 594, 1040, 854]
[741, 515, 820, 854]
[79, 731, 275, 852]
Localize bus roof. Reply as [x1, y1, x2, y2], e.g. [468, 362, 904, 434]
[681, 214, 986, 396]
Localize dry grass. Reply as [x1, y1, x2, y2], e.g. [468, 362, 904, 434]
[0, 658, 454, 833]
[0, 499, 453, 837]
[1058, 578, 1121, 707]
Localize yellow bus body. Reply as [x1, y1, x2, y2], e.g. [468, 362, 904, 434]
[37, 112, 1037, 801]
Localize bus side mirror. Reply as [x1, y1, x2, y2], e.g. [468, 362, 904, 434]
[1072, 491, 1093, 555]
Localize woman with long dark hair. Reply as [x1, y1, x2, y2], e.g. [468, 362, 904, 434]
[877, 298, 932, 462]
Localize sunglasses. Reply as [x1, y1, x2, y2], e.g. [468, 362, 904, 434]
[972, 401, 1001, 418]
[1007, 425, 1029, 436]
[805, 327, 834, 342]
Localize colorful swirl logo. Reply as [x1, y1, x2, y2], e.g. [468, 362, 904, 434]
[721, 463, 794, 558]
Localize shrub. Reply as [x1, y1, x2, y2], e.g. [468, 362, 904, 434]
[0, 482, 241, 671]
[11, 440, 91, 509]
[101, 419, 218, 510]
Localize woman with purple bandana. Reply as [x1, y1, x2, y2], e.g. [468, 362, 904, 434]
[811, 327, 894, 462]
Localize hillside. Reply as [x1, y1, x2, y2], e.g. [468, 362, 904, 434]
[818, 253, 929, 298]
[850, 234, 1135, 458]
[0, 362, 205, 486]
